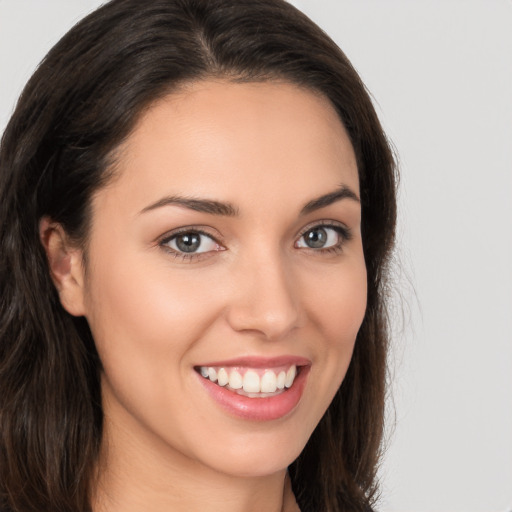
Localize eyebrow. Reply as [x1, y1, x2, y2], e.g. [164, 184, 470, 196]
[139, 185, 359, 217]
[299, 185, 360, 215]
[139, 196, 239, 216]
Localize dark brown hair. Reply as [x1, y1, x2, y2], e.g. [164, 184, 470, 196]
[0, 1, 397, 510]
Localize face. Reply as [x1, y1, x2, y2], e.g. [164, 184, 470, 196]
[79, 80, 366, 479]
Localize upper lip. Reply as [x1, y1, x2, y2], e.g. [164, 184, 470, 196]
[195, 355, 311, 368]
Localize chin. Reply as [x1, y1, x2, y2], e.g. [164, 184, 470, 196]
[190, 422, 313, 479]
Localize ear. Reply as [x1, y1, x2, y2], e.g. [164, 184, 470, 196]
[39, 217, 87, 317]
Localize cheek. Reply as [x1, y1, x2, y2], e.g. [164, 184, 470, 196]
[82, 256, 229, 446]
[307, 256, 367, 348]
[302, 252, 367, 393]
[82, 251, 225, 384]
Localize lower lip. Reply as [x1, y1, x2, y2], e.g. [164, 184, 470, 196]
[197, 367, 310, 421]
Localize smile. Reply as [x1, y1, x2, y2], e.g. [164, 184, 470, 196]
[195, 357, 311, 421]
[198, 365, 298, 397]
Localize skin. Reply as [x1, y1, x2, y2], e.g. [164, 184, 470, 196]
[42, 80, 367, 512]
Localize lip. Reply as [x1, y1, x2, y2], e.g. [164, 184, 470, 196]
[195, 358, 311, 421]
[196, 355, 311, 369]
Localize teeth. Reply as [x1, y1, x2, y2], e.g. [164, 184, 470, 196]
[285, 366, 296, 388]
[276, 371, 286, 390]
[243, 370, 260, 393]
[228, 370, 243, 390]
[199, 365, 298, 394]
[261, 371, 277, 393]
[207, 367, 217, 382]
[217, 367, 229, 387]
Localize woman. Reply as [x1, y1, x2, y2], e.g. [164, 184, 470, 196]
[0, 1, 397, 511]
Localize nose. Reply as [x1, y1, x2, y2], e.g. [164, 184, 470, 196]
[225, 248, 301, 341]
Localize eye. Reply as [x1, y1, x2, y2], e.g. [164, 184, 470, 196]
[295, 224, 350, 251]
[161, 230, 221, 255]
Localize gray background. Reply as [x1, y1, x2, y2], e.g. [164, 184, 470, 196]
[1, 1, 511, 511]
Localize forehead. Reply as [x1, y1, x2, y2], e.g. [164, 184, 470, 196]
[99, 80, 359, 216]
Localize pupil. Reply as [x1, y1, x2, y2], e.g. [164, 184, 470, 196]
[306, 228, 327, 248]
[176, 233, 201, 253]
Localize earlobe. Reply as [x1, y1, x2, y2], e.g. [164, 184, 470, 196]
[39, 217, 87, 317]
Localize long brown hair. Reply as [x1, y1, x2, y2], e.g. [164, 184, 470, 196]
[0, 1, 397, 510]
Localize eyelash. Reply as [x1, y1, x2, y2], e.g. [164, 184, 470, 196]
[296, 221, 352, 255]
[158, 221, 352, 262]
[159, 227, 223, 263]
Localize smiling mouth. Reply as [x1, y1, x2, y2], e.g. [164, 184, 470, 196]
[196, 365, 299, 398]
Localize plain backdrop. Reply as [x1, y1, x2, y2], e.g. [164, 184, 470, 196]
[1, 1, 511, 511]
